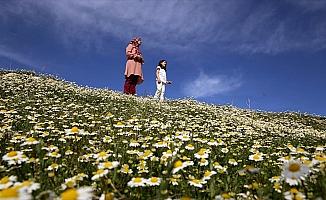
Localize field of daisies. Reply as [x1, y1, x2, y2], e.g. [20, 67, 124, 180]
[0, 70, 325, 200]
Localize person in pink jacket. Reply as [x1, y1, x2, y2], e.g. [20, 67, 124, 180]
[123, 37, 144, 95]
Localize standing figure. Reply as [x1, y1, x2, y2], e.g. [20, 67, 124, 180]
[124, 37, 144, 95]
[154, 59, 171, 101]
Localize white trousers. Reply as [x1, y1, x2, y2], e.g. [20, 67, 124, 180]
[154, 82, 166, 101]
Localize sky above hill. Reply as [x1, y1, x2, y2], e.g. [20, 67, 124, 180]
[1, 0, 326, 116]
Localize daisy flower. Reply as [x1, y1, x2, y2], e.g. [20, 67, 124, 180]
[284, 188, 306, 200]
[0, 186, 31, 200]
[61, 178, 77, 190]
[215, 192, 235, 200]
[99, 193, 115, 200]
[113, 122, 125, 128]
[207, 139, 218, 146]
[162, 150, 174, 158]
[65, 150, 74, 155]
[21, 137, 39, 146]
[94, 151, 110, 161]
[2, 151, 28, 165]
[221, 147, 229, 154]
[91, 169, 109, 180]
[202, 170, 217, 181]
[98, 161, 119, 170]
[169, 175, 181, 186]
[188, 178, 206, 188]
[185, 144, 195, 150]
[228, 159, 238, 166]
[47, 151, 61, 158]
[14, 180, 40, 193]
[199, 158, 209, 166]
[146, 177, 162, 186]
[47, 163, 60, 171]
[0, 176, 17, 190]
[127, 177, 146, 187]
[65, 127, 85, 135]
[153, 141, 168, 148]
[315, 145, 324, 151]
[282, 159, 310, 186]
[129, 140, 140, 147]
[60, 187, 93, 200]
[102, 136, 112, 143]
[269, 176, 281, 183]
[138, 150, 153, 160]
[120, 164, 133, 174]
[176, 134, 191, 141]
[172, 160, 194, 174]
[249, 152, 264, 162]
[273, 182, 282, 193]
[194, 148, 209, 159]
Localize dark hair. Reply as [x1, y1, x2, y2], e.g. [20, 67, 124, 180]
[158, 60, 167, 71]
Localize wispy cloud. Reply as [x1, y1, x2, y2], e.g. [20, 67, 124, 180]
[0, 46, 38, 68]
[182, 71, 242, 98]
[1, 0, 326, 54]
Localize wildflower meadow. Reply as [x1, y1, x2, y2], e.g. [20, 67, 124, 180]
[0, 70, 325, 199]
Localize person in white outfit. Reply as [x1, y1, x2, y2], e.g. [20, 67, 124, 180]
[154, 60, 171, 101]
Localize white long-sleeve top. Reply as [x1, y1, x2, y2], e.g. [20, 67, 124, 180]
[156, 66, 167, 83]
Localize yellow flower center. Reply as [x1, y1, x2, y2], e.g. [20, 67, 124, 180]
[133, 177, 142, 183]
[166, 150, 172, 154]
[198, 149, 206, 155]
[284, 156, 291, 160]
[51, 152, 58, 156]
[252, 182, 259, 189]
[315, 155, 326, 162]
[61, 188, 78, 200]
[174, 160, 183, 168]
[288, 163, 301, 172]
[204, 171, 212, 177]
[222, 193, 231, 199]
[104, 193, 115, 200]
[71, 127, 79, 133]
[290, 188, 299, 194]
[116, 122, 124, 125]
[150, 177, 158, 183]
[0, 176, 9, 184]
[66, 180, 75, 188]
[253, 154, 260, 160]
[180, 197, 192, 200]
[104, 162, 113, 168]
[7, 151, 17, 157]
[51, 163, 59, 168]
[26, 137, 36, 142]
[273, 182, 281, 189]
[122, 164, 129, 169]
[192, 179, 201, 184]
[96, 169, 105, 175]
[0, 187, 18, 198]
[20, 180, 31, 187]
[144, 150, 151, 157]
[98, 152, 107, 157]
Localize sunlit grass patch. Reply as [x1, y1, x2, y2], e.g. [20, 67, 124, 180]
[0, 70, 325, 199]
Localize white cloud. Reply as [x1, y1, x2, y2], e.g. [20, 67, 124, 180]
[182, 71, 242, 98]
[0, 46, 37, 68]
[1, 0, 326, 54]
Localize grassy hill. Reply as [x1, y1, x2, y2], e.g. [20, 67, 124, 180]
[0, 70, 325, 199]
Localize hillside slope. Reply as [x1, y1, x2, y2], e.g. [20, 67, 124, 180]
[0, 70, 325, 199]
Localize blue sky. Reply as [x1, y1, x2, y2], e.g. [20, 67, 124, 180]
[1, 0, 326, 116]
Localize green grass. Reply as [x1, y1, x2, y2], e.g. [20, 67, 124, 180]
[0, 70, 325, 199]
